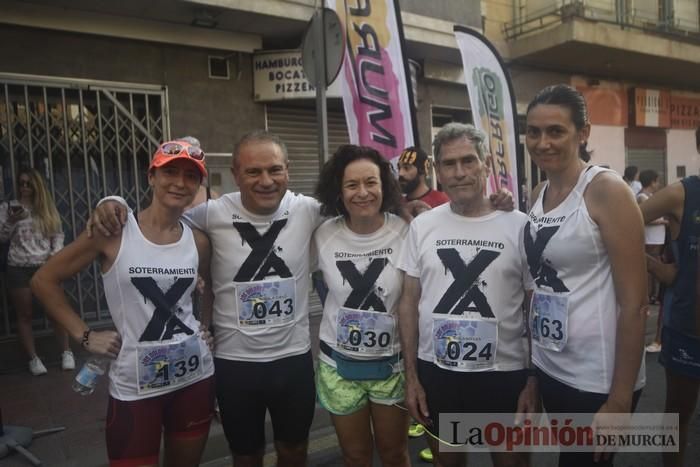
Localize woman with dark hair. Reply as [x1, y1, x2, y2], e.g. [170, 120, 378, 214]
[525, 84, 647, 466]
[31, 141, 216, 467]
[0, 168, 68, 375]
[313, 144, 409, 467]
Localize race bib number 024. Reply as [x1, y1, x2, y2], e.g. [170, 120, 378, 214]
[531, 291, 568, 352]
[433, 318, 498, 371]
[236, 278, 296, 327]
[336, 308, 395, 356]
[136, 334, 203, 395]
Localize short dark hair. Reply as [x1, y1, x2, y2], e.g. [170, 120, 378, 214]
[623, 165, 639, 182]
[526, 84, 592, 162]
[315, 144, 402, 218]
[639, 169, 659, 188]
[232, 130, 288, 169]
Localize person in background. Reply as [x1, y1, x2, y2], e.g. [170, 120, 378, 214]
[640, 175, 700, 467]
[637, 169, 666, 306]
[32, 140, 216, 467]
[0, 168, 68, 376]
[397, 146, 449, 209]
[524, 84, 646, 467]
[313, 144, 410, 467]
[176, 136, 219, 210]
[623, 165, 642, 196]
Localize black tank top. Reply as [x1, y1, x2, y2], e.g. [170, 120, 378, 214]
[667, 176, 700, 335]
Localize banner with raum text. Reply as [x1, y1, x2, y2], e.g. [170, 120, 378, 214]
[327, 0, 417, 161]
[454, 26, 520, 206]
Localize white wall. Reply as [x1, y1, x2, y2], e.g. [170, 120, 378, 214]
[667, 129, 700, 184]
[587, 125, 626, 175]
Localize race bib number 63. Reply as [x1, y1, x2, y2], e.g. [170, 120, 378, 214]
[530, 291, 568, 352]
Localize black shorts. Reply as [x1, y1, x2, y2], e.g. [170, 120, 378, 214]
[214, 351, 315, 455]
[417, 359, 527, 431]
[6, 265, 40, 289]
[659, 326, 700, 380]
[536, 368, 642, 467]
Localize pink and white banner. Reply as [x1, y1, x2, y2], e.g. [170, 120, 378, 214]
[327, 0, 416, 160]
[454, 26, 520, 206]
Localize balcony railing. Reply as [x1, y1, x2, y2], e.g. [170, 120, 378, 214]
[503, 0, 700, 43]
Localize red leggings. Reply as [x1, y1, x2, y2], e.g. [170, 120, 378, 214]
[106, 375, 215, 466]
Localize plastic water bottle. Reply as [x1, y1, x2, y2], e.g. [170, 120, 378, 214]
[72, 357, 108, 395]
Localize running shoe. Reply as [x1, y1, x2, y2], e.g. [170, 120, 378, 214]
[645, 342, 662, 353]
[408, 422, 425, 437]
[418, 447, 434, 462]
[29, 356, 47, 376]
[61, 350, 76, 370]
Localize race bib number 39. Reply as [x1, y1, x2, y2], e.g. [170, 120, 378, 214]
[336, 308, 395, 356]
[136, 334, 203, 395]
[236, 278, 296, 328]
[433, 318, 498, 371]
[531, 291, 568, 352]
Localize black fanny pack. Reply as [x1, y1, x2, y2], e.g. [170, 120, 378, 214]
[320, 341, 401, 381]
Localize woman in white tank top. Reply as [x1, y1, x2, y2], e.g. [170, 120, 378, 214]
[524, 85, 647, 467]
[31, 141, 216, 467]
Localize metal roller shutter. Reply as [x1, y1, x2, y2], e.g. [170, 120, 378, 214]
[266, 105, 349, 196]
[626, 148, 667, 185]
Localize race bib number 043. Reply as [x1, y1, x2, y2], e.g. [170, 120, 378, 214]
[236, 278, 296, 328]
[336, 308, 395, 356]
[531, 291, 568, 352]
[433, 318, 498, 371]
[136, 334, 203, 395]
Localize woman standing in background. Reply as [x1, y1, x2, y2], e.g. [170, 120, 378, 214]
[0, 168, 68, 375]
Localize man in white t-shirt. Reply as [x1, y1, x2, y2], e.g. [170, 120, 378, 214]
[397, 123, 537, 467]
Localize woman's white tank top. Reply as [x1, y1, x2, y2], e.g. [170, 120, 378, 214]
[101, 213, 214, 401]
[526, 166, 645, 394]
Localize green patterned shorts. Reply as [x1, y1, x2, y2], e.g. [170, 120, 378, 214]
[316, 359, 405, 415]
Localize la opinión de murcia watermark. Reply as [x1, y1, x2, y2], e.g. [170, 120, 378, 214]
[437, 413, 679, 452]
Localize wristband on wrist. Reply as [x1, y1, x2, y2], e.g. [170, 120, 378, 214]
[525, 367, 537, 377]
[81, 329, 92, 348]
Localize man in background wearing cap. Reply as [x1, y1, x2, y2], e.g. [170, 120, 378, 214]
[398, 146, 449, 209]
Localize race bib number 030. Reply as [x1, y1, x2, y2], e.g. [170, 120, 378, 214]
[236, 278, 296, 328]
[433, 318, 498, 371]
[531, 291, 568, 352]
[136, 334, 203, 395]
[336, 308, 395, 356]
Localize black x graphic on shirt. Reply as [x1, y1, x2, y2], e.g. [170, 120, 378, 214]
[433, 249, 499, 317]
[132, 277, 195, 342]
[336, 258, 388, 312]
[524, 222, 569, 293]
[233, 220, 292, 282]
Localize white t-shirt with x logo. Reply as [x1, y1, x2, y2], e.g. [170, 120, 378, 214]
[398, 205, 532, 372]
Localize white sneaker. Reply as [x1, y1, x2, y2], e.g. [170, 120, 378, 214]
[61, 351, 76, 370]
[29, 356, 48, 376]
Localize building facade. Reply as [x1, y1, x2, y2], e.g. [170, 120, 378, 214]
[482, 0, 700, 187]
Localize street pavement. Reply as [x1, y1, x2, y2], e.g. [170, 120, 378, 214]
[1, 305, 698, 466]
